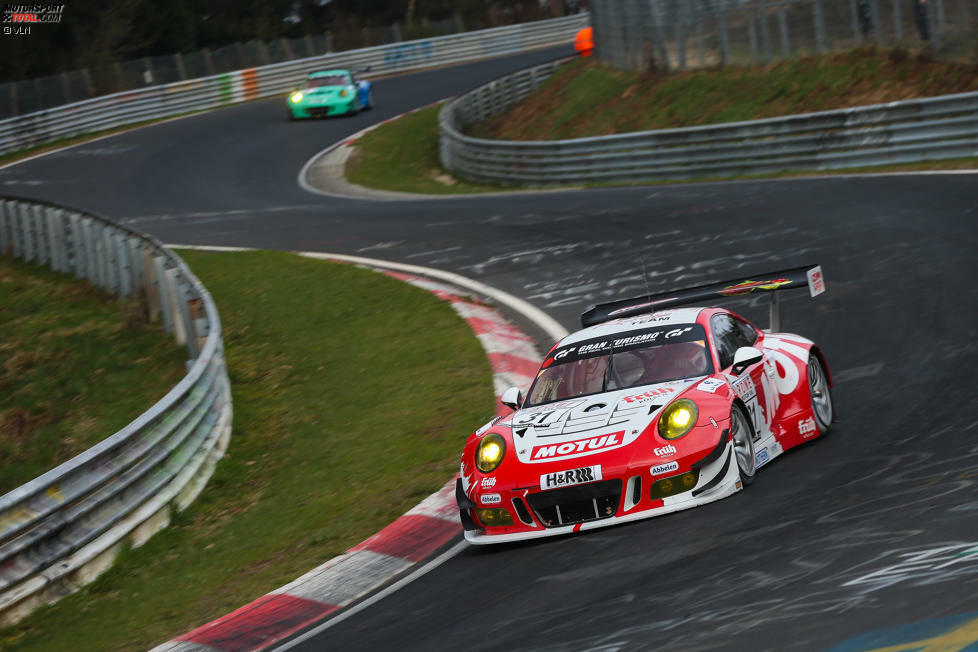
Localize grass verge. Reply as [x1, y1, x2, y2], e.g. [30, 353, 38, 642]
[345, 47, 978, 195]
[0, 255, 186, 494]
[0, 249, 494, 651]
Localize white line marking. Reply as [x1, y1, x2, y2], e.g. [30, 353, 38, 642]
[274, 540, 467, 649]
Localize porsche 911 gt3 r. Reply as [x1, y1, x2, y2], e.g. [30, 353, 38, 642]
[287, 69, 372, 119]
[457, 265, 833, 544]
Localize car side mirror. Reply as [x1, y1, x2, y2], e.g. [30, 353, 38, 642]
[501, 387, 524, 411]
[731, 346, 763, 376]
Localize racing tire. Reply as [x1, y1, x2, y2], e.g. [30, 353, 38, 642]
[808, 356, 833, 435]
[366, 89, 373, 109]
[287, 109, 296, 121]
[731, 404, 756, 486]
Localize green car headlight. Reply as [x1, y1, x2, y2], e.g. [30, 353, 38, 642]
[290, 92, 303, 103]
[658, 399, 699, 440]
[475, 433, 506, 473]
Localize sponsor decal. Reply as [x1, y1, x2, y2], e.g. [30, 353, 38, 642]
[755, 446, 770, 468]
[732, 375, 757, 402]
[545, 325, 707, 366]
[540, 464, 602, 490]
[474, 417, 500, 437]
[480, 493, 502, 505]
[664, 327, 693, 339]
[719, 278, 792, 296]
[650, 461, 679, 476]
[531, 431, 624, 460]
[697, 378, 727, 394]
[653, 444, 677, 457]
[798, 416, 818, 438]
[480, 477, 497, 489]
[622, 387, 675, 404]
[807, 266, 826, 297]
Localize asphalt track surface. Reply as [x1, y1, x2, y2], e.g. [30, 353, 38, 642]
[4, 45, 978, 651]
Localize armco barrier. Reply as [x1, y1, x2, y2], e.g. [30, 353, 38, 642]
[439, 59, 978, 185]
[0, 14, 588, 157]
[0, 197, 231, 624]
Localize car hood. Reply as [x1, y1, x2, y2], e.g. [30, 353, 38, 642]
[505, 379, 702, 464]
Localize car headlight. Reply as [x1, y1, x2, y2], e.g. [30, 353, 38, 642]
[658, 399, 699, 440]
[475, 433, 506, 473]
[340, 88, 348, 97]
[290, 92, 303, 103]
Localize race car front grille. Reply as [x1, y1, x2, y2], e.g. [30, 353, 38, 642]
[527, 479, 622, 528]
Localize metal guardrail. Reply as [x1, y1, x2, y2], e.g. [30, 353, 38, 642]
[439, 58, 978, 185]
[0, 14, 588, 157]
[0, 197, 231, 625]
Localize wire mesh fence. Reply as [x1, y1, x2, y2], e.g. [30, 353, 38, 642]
[591, 0, 978, 72]
[0, 11, 583, 120]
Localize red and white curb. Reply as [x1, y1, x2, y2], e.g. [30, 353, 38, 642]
[155, 248, 561, 652]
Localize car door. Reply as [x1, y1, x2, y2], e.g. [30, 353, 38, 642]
[710, 312, 770, 440]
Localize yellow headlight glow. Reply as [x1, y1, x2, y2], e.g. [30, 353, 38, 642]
[658, 399, 699, 440]
[340, 88, 348, 97]
[475, 508, 513, 527]
[475, 433, 506, 473]
[290, 92, 303, 103]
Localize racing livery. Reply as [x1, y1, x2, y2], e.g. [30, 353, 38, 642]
[457, 265, 833, 544]
[287, 69, 372, 120]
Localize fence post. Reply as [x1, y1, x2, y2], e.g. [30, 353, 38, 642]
[174, 53, 188, 81]
[891, 0, 903, 42]
[325, 31, 333, 52]
[0, 201, 9, 255]
[748, 10, 759, 62]
[304, 34, 315, 57]
[202, 48, 216, 76]
[849, 0, 863, 43]
[696, 11, 705, 67]
[927, 0, 941, 47]
[280, 37, 294, 61]
[814, 0, 828, 53]
[718, 6, 730, 65]
[60, 71, 72, 104]
[778, 4, 790, 58]
[869, 0, 883, 44]
[81, 68, 95, 97]
[759, 0, 773, 63]
[675, 3, 687, 70]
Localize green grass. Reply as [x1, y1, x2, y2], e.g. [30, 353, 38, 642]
[344, 103, 505, 194]
[0, 249, 494, 651]
[344, 47, 978, 195]
[0, 255, 186, 493]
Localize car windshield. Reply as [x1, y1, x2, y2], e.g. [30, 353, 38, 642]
[524, 324, 714, 407]
[307, 75, 349, 87]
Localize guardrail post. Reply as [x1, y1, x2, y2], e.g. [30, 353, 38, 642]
[47, 207, 66, 273]
[0, 200, 9, 255]
[113, 232, 130, 299]
[166, 267, 188, 348]
[31, 204, 48, 266]
[141, 248, 160, 321]
[103, 228, 119, 294]
[19, 203, 35, 262]
[80, 217, 97, 283]
[155, 255, 175, 334]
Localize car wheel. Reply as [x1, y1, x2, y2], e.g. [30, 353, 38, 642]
[808, 356, 833, 434]
[731, 405, 756, 485]
[366, 89, 373, 109]
[287, 108, 296, 121]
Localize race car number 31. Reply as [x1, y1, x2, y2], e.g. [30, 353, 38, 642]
[540, 465, 603, 490]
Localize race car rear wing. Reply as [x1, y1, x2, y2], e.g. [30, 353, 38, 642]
[581, 264, 826, 331]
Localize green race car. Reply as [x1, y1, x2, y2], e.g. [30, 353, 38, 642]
[286, 69, 373, 120]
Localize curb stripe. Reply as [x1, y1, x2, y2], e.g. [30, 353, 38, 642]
[351, 514, 461, 563]
[177, 594, 337, 651]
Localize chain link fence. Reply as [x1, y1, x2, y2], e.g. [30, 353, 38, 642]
[591, 0, 978, 72]
[0, 9, 589, 120]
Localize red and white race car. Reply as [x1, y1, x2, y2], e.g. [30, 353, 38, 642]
[456, 265, 832, 544]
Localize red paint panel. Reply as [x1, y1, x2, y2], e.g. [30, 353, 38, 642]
[352, 514, 460, 562]
[178, 593, 336, 651]
[241, 68, 259, 100]
[486, 352, 540, 379]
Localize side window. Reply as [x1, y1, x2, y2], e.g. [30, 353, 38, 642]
[711, 314, 739, 370]
[732, 317, 758, 347]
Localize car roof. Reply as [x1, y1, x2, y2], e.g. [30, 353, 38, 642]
[308, 70, 351, 78]
[558, 307, 706, 346]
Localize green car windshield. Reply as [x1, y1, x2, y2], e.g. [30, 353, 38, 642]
[307, 75, 349, 88]
[524, 324, 714, 407]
